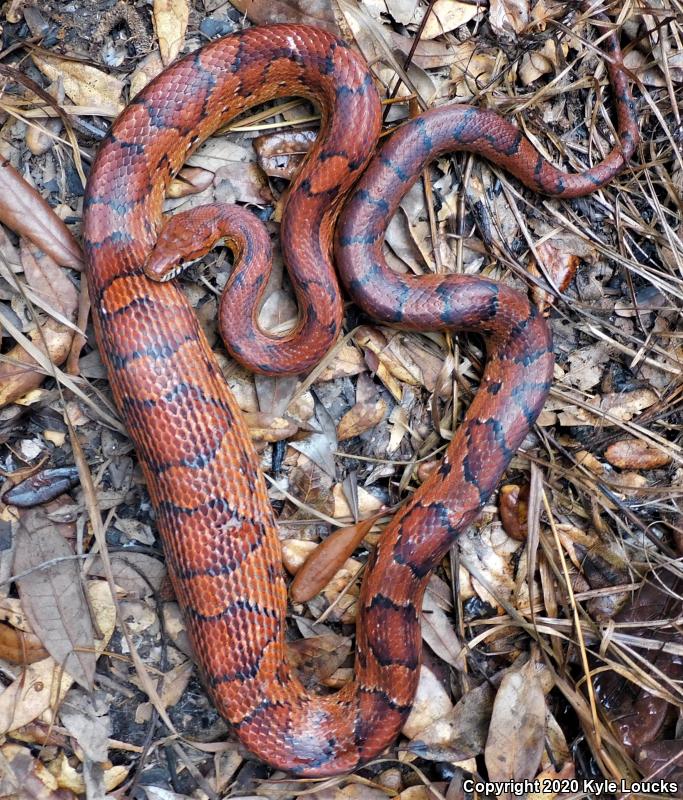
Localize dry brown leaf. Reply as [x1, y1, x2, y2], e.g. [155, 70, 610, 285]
[48, 750, 128, 794]
[22, 240, 78, 321]
[421, 591, 464, 669]
[519, 39, 564, 84]
[87, 552, 166, 599]
[317, 341, 366, 381]
[0, 160, 82, 269]
[129, 50, 165, 97]
[407, 683, 494, 763]
[59, 692, 109, 763]
[287, 633, 351, 686]
[0, 743, 67, 799]
[337, 398, 387, 441]
[289, 517, 377, 602]
[402, 665, 453, 739]
[489, 0, 530, 35]
[13, 507, 95, 689]
[499, 483, 530, 542]
[158, 659, 194, 708]
[167, 166, 214, 199]
[0, 621, 48, 664]
[243, 412, 298, 442]
[153, 0, 189, 64]
[332, 482, 383, 518]
[604, 437, 672, 469]
[529, 240, 579, 312]
[228, 0, 339, 31]
[0, 325, 74, 408]
[0, 581, 115, 735]
[449, 38, 497, 93]
[254, 129, 317, 179]
[422, 0, 479, 39]
[31, 54, 124, 114]
[485, 658, 547, 787]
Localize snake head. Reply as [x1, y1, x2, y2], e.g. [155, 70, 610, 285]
[144, 216, 210, 282]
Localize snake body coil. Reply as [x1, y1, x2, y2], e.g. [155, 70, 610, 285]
[83, 13, 638, 776]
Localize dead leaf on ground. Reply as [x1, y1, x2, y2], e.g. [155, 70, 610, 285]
[0, 581, 115, 735]
[229, 0, 339, 32]
[485, 658, 547, 790]
[407, 683, 494, 763]
[153, 0, 189, 64]
[254, 129, 317, 179]
[402, 665, 453, 740]
[13, 505, 95, 689]
[0, 161, 82, 269]
[0, 743, 75, 799]
[604, 437, 672, 469]
[31, 53, 124, 114]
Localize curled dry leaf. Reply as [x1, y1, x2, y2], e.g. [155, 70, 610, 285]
[286, 632, 352, 687]
[59, 692, 110, 763]
[0, 620, 48, 664]
[31, 53, 124, 115]
[0, 160, 82, 269]
[402, 665, 453, 740]
[228, 0, 339, 32]
[3, 466, 80, 508]
[604, 437, 672, 469]
[529, 240, 580, 312]
[499, 483, 530, 542]
[0, 743, 71, 799]
[22, 239, 78, 320]
[337, 398, 387, 441]
[519, 39, 564, 85]
[0, 581, 115, 735]
[489, 0, 530, 36]
[25, 118, 63, 157]
[167, 166, 214, 198]
[421, 591, 464, 669]
[420, 1, 479, 39]
[289, 517, 376, 602]
[13, 506, 95, 689]
[153, 0, 189, 64]
[254, 129, 317, 179]
[407, 683, 494, 763]
[449, 39, 497, 93]
[49, 750, 128, 795]
[243, 411, 298, 442]
[485, 658, 547, 787]
[0, 241, 79, 408]
[130, 50, 166, 97]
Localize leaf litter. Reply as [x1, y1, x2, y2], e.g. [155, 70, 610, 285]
[0, 0, 681, 797]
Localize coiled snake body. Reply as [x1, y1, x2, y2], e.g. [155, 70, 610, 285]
[83, 10, 638, 776]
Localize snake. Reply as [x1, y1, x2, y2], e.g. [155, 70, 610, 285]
[82, 6, 638, 777]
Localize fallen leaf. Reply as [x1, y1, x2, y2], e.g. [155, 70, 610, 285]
[421, 591, 464, 669]
[0, 581, 115, 735]
[0, 160, 82, 268]
[407, 683, 494, 762]
[489, 0, 530, 35]
[421, 1, 479, 39]
[485, 658, 547, 787]
[604, 437, 672, 469]
[337, 398, 387, 440]
[13, 508, 95, 689]
[31, 53, 124, 114]
[289, 517, 377, 602]
[402, 665, 453, 739]
[153, 0, 189, 65]
[228, 0, 339, 31]
[254, 128, 317, 179]
[0, 743, 66, 799]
